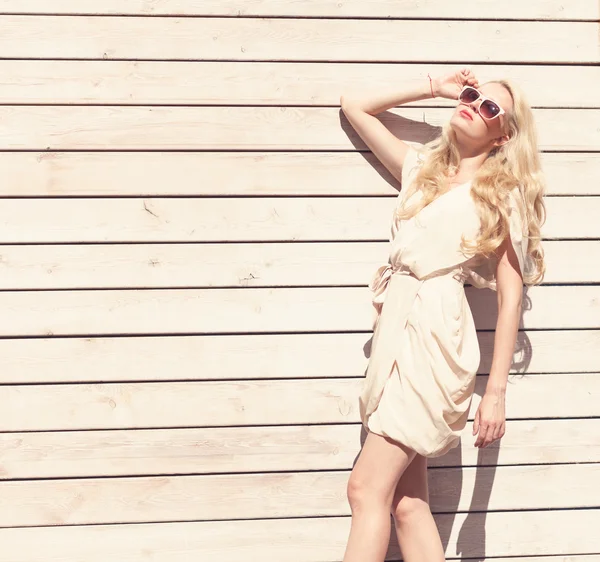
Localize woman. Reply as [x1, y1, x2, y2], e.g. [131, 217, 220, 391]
[339, 68, 546, 562]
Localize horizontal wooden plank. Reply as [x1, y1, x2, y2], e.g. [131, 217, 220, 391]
[0, 374, 597, 431]
[0, 464, 597, 527]
[0, 16, 597, 63]
[1, 107, 599, 151]
[1, 151, 598, 197]
[0, 285, 597, 337]
[1, 419, 598, 480]
[1, 0, 596, 20]
[1, 61, 599, 108]
[0, 240, 595, 289]
[0, 511, 597, 561]
[0, 330, 597, 384]
[0, 197, 595, 243]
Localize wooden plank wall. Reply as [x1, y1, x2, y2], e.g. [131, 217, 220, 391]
[0, 1, 598, 560]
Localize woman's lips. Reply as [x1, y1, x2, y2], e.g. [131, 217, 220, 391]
[459, 109, 473, 121]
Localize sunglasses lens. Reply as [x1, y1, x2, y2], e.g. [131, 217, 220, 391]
[459, 87, 479, 103]
[480, 100, 501, 119]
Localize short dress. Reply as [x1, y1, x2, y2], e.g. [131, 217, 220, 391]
[358, 142, 529, 458]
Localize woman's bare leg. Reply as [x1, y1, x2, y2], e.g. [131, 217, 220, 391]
[342, 429, 418, 562]
[391, 453, 446, 562]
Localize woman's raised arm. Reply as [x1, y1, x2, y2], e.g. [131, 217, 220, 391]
[340, 78, 436, 184]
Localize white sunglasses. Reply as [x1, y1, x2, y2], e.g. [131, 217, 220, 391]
[458, 85, 506, 120]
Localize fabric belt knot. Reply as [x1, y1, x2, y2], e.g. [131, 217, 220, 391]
[369, 261, 415, 318]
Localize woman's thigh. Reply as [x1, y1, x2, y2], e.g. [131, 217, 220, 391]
[348, 429, 418, 507]
[391, 452, 429, 516]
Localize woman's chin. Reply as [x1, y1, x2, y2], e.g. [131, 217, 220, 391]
[449, 118, 468, 137]
[450, 118, 479, 141]
[450, 113, 470, 128]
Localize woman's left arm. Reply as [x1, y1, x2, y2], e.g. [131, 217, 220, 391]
[473, 236, 523, 448]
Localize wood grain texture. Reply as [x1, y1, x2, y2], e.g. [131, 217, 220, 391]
[0, 240, 595, 289]
[2, 418, 599, 479]
[0, 329, 597, 383]
[0, 464, 597, 526]
[0, 0, 596, 20]
[0, 196, 594, 242]
[0, 285, 597, 336]
[0, 151, 598, 196]
[0, 106, 598, 150]
[0, 511, 597, 561]
[0, 374, 597, 431]
[0, 16, 597, 63]
[0, 61, 598, 107]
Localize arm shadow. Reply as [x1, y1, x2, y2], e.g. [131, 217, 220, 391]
[338, 109, 442, 192]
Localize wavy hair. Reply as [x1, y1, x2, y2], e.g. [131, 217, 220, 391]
[394, 79, 546, 286]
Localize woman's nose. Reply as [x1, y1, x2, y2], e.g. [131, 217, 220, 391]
[469, 98, 482, 115]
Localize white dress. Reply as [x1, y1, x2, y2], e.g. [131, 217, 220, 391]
[358, 143, 529, 458]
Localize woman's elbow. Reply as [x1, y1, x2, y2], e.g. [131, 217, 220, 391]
[340, 95, 357, 110]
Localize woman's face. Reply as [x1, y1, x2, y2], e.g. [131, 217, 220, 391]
[449, 82, 513, 151]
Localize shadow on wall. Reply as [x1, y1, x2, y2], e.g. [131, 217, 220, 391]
[339, 108, 442, 189]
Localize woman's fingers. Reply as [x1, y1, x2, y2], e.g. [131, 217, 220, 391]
[457, 68, 479, 89]
[460, 68, 480, 88]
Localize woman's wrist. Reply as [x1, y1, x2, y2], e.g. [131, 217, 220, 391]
[428, 77, 458, 100]
[427, 75, 438, 99]
[485, 381, 507, 396]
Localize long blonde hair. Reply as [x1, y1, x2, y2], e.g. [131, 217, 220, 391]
[395, 79, 546, 286]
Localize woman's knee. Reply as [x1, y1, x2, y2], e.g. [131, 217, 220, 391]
[346, 472, 386, 513]
[346, 473, 368, 511]
[391, 494, 430, 522]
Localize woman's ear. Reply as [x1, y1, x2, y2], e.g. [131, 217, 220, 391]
[494, 134, 510, 148]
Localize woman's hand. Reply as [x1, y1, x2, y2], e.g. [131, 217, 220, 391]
[473, 387, 506, 448]
[432, 67, 480, 100]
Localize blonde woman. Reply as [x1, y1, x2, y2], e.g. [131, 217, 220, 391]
[339, 68, 546, 562]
